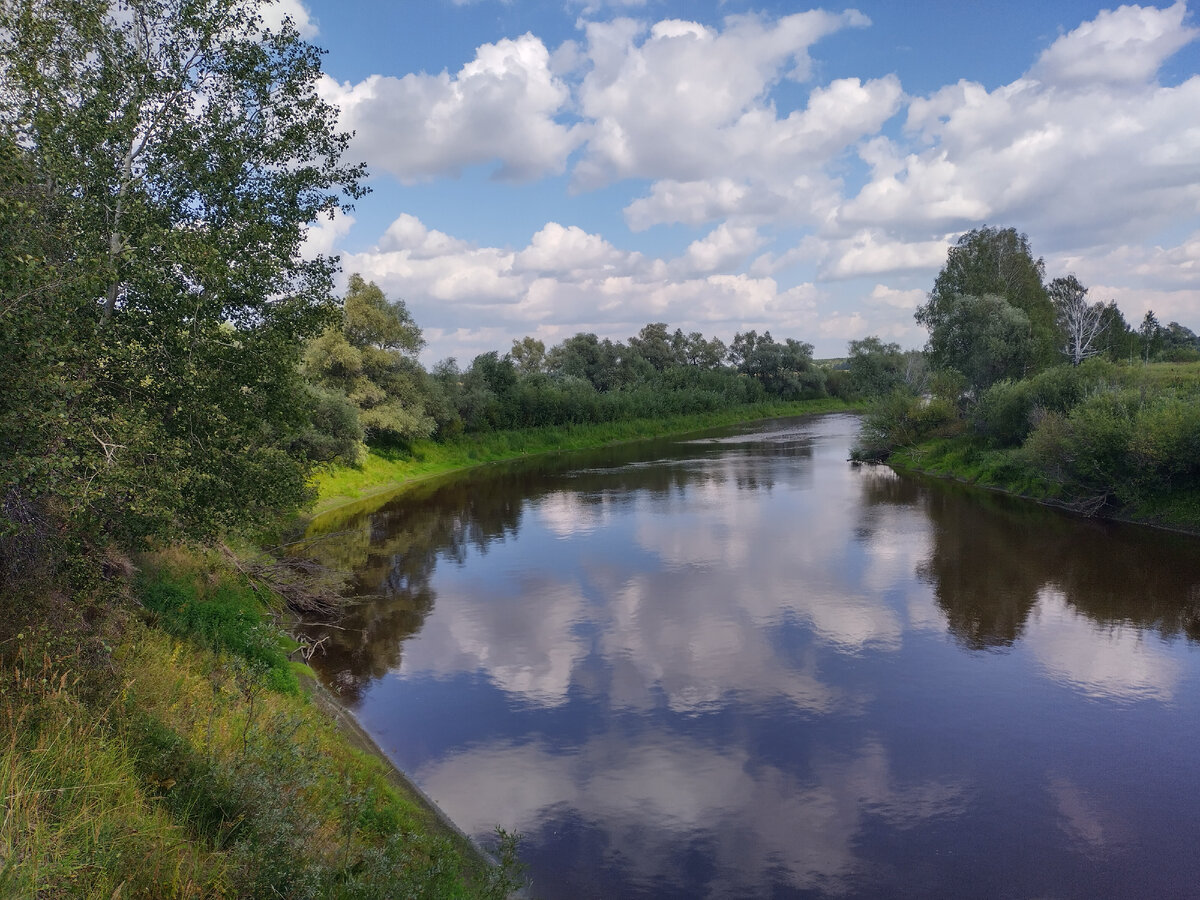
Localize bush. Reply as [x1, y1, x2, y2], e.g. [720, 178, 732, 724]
[972, 379, 1035, 446]
[1126, 392, 1200, 494]
[852, 391, 961, 461]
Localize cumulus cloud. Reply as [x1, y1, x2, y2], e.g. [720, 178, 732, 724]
[572, 12, 882, 187]
[837, 2, 1200, 252]
[342, 213, 834, 361]
[314, 3, 1200, 355]
[1031, 1, 1198, 88]
[262, 0, 318, 37]
[301, 208, 354, 259]
[816, 230, 950, 280]
[319, 33, 579, 182]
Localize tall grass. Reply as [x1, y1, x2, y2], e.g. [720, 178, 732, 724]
[0, 552, 524, 898]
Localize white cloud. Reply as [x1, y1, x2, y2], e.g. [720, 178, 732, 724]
[676, 222, 764, 275]
[261, 0, 318, 37]
[1032, 1, 1198, 88]
[301, 207, 353, 258]
[837, 4, 1200, 252]
[868, 283, 927, 310]
[319, 33, 578, 182]
[572, 12, 883, 190]
[817, 230, 950, 280]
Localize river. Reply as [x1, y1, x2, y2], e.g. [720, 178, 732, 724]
[303, 413, 1200, 898]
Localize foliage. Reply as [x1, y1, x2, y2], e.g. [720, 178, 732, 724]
[845, 336, 921, 398]
[919, 293, 1036, 394]
[728, 330, 826, 398]
[0, 0, 364, 551]
[304, 274, 438, 447]
[971, 360, 1113, 447]
[918, 225, 1059, 370]
[851, 391, 962, 462]
[869, 357, 1200, 526]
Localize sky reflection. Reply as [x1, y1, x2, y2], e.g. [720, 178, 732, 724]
[307, 413, 1200, 898]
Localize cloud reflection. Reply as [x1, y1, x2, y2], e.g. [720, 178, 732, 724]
[1029, 589, 1182, 703]
[419, 734, 969, 896]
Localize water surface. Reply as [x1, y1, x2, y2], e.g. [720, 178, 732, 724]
[305, 414, 1200, 898]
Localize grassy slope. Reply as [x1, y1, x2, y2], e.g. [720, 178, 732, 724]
[0, 549, 517, 899]
[310, 398, 857, 519]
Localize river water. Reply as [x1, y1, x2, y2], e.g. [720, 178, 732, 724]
[304, 413, 1200, 898]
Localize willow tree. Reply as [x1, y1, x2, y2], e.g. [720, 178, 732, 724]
[0, 0, 365, 550]
[918, 226, 1060, 379]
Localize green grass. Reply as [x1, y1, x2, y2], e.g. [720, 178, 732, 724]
[310, 398, 858, 518]
[0, 550, 523, 899]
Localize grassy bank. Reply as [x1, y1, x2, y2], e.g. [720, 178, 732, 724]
[310, 397, 858, 519]
[866, 361, 1200, 533]
[0, 548, 521, 898]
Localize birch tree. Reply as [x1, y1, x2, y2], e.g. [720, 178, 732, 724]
[0, 0, 365, 545]
[1049, 275, 1108, 367]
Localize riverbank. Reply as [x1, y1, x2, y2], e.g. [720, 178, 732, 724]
[0, 546, 521, 898]
[308, 398, 859, 524]
[853, 361, 1200, 534]
[4, 403, 858, 895]
[884, 436, 1200, 535]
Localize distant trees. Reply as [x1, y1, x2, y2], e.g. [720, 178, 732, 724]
[728, 331, 826, 398]
[846, 337, 924, 397]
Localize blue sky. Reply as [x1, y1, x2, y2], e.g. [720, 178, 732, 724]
[285, 0, 1200, 363]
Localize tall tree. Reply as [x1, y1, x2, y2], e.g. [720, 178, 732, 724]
[846, 336, 907, 397]
[0, 0, 365, 545]
[510, 336, 547, 376]
[1140, 311, 1162, 363]
[918, 226, 1059, 372]
[629, 322, 680, 371]
[303, 275, 435, 445]
[920, 294, 1035, 394]
[1049, 275, 1107, 367]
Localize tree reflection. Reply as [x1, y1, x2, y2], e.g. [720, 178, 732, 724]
[864, 473, 1200, 649]
[299, 428, 815, 702]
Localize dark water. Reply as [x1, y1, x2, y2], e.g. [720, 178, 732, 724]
[303, 414, 1200, 898]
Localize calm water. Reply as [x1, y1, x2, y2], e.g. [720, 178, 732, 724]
[304, 414, 1200, 898]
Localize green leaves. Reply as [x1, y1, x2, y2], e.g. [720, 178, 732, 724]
[0, 0, 364, 552]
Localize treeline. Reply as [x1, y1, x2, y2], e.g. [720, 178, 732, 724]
[852, 225, 1200, 524]
[299, 274, 844, 465]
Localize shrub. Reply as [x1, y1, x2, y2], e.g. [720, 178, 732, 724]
[973, 378, 1035, 446]
[852, 391, 961, 461]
